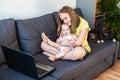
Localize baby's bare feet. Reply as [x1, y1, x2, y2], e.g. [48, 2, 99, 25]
[41, 32, 48, 43]
[49, 56, 57, 62]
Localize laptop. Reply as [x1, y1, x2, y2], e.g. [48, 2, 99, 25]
[1, 45, 55, 79]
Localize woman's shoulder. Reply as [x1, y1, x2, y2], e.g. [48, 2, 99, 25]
[79, 17, 88, 23]
[78, 17, 89, 27]
[78, 17, 91, 31]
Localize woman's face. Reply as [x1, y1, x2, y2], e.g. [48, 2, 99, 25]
[59, 13, 71, 26]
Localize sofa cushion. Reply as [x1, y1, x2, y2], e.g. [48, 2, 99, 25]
[34, 40, 116, 80]
[16, 14, 58, 55]
[0, 68, 35, 80]
[0, 67, 57, 80]
[52, 8, 83, 26]
[0, 19, 20, 64]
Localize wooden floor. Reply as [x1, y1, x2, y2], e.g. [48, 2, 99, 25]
[93, 59, 120, 80]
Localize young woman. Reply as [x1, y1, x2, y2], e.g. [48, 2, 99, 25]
[41, 6, 91, 60]
[42, 23, 78, 61]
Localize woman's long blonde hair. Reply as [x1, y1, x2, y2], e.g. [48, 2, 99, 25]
[57, 6, 80, 36]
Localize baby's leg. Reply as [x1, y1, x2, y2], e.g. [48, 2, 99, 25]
[47, 39, 61, 50]
[49, 47, 71, 61]
[56, 47, 71, 59]
[41, 32, 61, 49]
[42, 52, 54, 57]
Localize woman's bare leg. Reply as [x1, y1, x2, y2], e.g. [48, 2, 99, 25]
[42, 52, 54, 57]
[62, 46, 86, 60]
[41, 41, 60, 56]
[41, 41, 86, 61]
[56, 47, 71, 58]
[49, 47, 71, 61]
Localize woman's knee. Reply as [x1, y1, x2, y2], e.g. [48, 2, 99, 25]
[41, 41, 48, 50]
[41, 41, 43, 46]
[73, 47, 86, 59]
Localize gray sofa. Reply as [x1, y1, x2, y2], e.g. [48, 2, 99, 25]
[117, 42, 120, 59]
[0, 8, 118, 80]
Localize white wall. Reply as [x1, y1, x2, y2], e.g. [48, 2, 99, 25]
[0, 0, 76, 20]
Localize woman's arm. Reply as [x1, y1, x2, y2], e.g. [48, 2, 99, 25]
[60, 28, 89, 47]
[75, 28, 89, 46]
[59, 40, 75, 46]
[71, 34, 78, 41]
[56, 37, 69, 44]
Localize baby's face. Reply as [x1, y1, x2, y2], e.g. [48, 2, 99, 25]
[61, 24, 71, 36]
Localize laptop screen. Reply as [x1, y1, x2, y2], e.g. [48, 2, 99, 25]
[1, 45, 55, 79]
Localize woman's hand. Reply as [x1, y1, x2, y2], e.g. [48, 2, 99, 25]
[56, 37, 69, 43]
[60, 39, 76, 47]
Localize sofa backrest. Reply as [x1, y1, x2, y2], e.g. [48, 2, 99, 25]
[16, 14, 58, 55]
[16, 8, 83, 55]
[0, 19, 20, 64]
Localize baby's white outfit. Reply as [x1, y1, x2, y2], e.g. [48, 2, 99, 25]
[60, 34, 75, 51]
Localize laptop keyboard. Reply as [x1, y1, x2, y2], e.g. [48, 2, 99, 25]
[36, 66, 48, 74]
[35, 62, 55, 78]
[35, 62, 54, 71]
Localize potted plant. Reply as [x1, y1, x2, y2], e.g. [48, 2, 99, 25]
[97, 0, 120, 58]
[97, 0, 120, 41]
